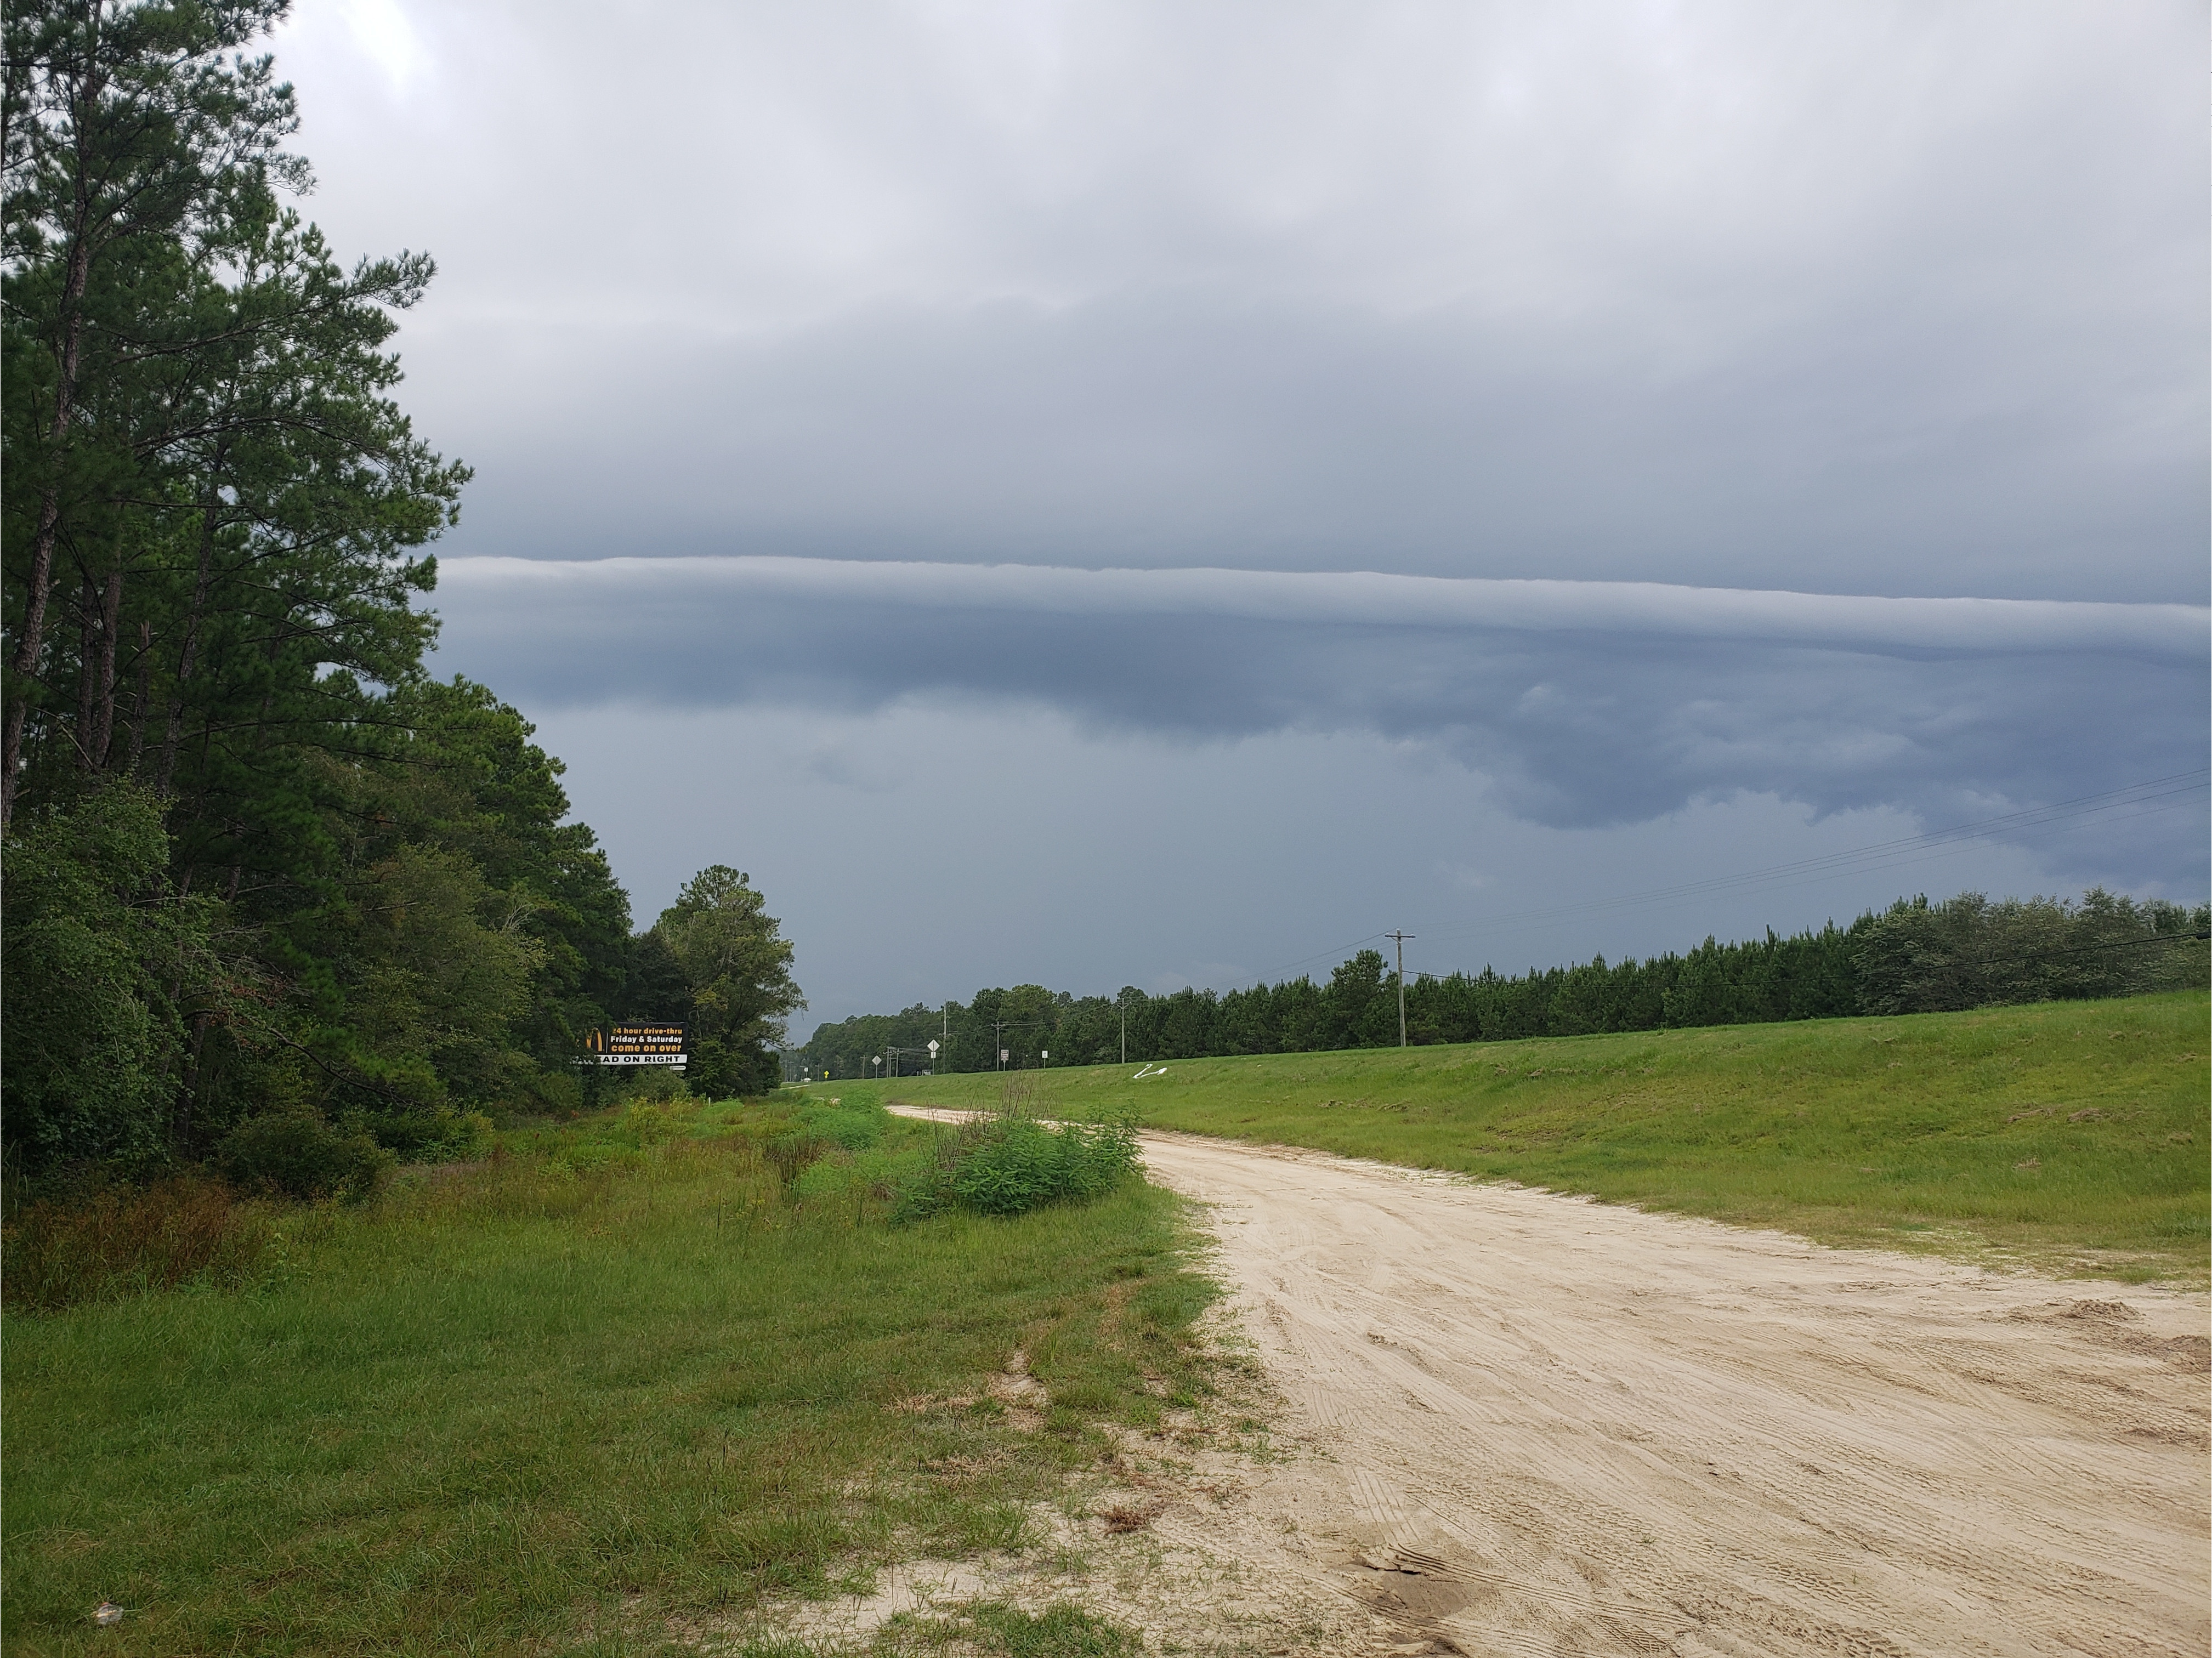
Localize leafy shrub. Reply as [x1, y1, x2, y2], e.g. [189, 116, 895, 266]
[356, 1106, 494, 1162]
[1, 1175, 270, 1312]
[612, 1066, 690, 1106]
[504, 1066, 584, 1120]
[1, 786, 219, 1173]
[217, 1116, 392, 1202]
[900, 1114, 1141, 1220]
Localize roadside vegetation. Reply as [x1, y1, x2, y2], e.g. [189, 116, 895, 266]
[5, 5, 808, 1207]
[851, 991, 2211, 1282]
[2, 1092, 1207, 1657]
[802, 887, 2208, 1077]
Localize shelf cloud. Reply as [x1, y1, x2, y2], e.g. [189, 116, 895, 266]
[264, 0, 2208, 992]
[433, 556, 2207, 828]
[444, 556, 2208, 656]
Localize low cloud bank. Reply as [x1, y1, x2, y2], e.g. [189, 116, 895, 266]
[433, 556, 2209, 833]
[445, 557, 2208, 655]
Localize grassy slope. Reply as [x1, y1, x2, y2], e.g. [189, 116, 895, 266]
[2, 1104, 1215, 1657]
[851, 992, 2211, 1282]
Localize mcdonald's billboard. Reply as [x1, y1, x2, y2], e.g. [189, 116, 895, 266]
[585, 1024, 688, 1066]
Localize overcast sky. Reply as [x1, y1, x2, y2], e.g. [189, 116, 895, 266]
[271, 1, 2207, 1028]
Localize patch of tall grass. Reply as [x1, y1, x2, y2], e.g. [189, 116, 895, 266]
[3, 1096, 1216, 1656]
[897, 1599, 1142, 1658]
[1, 1174, 273, 1313]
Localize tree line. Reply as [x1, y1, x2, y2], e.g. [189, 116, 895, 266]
[796, 888, 2209, 1079]
[3, 3, 799, 1194]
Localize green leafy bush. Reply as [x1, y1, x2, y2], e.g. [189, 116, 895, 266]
[901, 1114, 1141, 1219]
[612, 1066, 690, 1106]
[623, 1101, 688, 1145]
[0, 786, 219, 1173]
[217, 1116, 392, 1202]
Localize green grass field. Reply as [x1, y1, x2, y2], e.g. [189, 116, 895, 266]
[850, 992, 2211, 1282]
[2, 1101, 1216, 1657]
[9, 1000, 2203, 1655]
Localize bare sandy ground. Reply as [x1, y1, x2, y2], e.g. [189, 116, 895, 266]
[1145, 1129, 2210, 1658]
[880, 1111, 2211, 1657]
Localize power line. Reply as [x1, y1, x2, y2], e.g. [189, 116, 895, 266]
[1263, 929, 1388, 979]
[1971, 928, 2210, 968]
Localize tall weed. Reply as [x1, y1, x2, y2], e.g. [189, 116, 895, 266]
[798, 1097, 888, 1151]
[764, 1095, 891, 1187]
[2, 1174, 270, 1311]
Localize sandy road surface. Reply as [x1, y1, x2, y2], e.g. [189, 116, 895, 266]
[898, 1110, 2210, 1656]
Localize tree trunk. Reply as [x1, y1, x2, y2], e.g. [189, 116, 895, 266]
[156, 496, 221, 797]
[91, 563, 123, 768]
[1, 83, 101, 827]
[4, 491, 70, 825]
[126, 619, 151, 773]
[176, 1011, 211, 1151]
[75, 571, 100, 769]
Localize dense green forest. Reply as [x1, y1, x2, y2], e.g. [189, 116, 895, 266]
[2, 1, 799, 1196]
[797, 889, 2210, 1080]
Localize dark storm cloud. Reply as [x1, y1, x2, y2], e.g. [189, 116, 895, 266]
[280, 2, 2208, 603]
[435, 277, 2207, 605]
[265, 0, 2209, 993]
[434, 557, 2208, 837]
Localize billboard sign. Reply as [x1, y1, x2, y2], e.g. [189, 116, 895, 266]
[586, 1024, 688, 1066]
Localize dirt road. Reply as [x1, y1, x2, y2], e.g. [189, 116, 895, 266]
[1131, 1128, 2209, 1657]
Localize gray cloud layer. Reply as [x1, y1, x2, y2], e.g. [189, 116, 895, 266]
[281, 2, 2208, 604]
[433, 557, 2208, 839]
[449, 557, 2208, 654]
[421, 277, 2207, 605]
[263, 1, 2209, 975]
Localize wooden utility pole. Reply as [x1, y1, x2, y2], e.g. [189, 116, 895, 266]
[1386, 930, 1415, 1047]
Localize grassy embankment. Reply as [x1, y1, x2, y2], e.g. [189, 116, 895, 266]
[853, 991, 2210, 1282]
[2, 1098, 1216, 1658]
